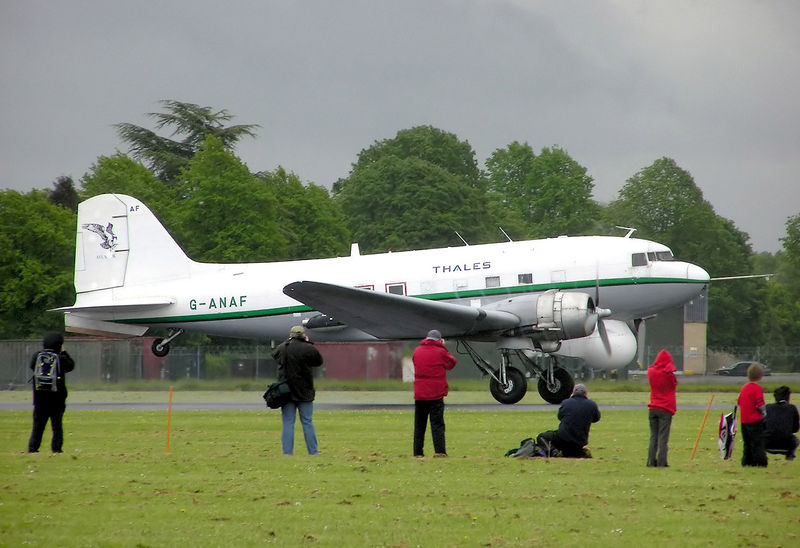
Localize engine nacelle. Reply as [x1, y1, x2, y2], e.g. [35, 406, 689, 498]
[555, 319, 637, 369]
[487, 289, 599, 344]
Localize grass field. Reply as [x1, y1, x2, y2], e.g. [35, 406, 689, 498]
[1, 393, 798, 547]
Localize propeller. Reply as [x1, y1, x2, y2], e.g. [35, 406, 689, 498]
[594, 265, 612, 354]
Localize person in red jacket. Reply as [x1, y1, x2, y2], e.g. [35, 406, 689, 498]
[738, 363, 768, 467]
[412, 329, 457, 457]
[647, 349, 678, 467]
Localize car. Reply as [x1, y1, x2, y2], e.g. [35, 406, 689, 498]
[715, 361, 772, 376]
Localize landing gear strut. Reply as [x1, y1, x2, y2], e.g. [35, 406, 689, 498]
[151, 328, 184, 357]
[457, 341, 575, 405]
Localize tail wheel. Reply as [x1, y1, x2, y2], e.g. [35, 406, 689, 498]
[537, 367, 574, 404]
[152, 338, 170, 357]
[489, 367, 528, 405]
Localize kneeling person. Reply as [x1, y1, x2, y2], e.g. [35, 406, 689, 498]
[539, 384, 601, 458]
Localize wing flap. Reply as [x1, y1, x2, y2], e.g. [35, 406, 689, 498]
[283, 281, 519, 339]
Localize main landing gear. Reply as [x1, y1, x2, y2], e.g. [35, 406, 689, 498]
[458, 341, 575, 405]
[151, 328, 184, 357]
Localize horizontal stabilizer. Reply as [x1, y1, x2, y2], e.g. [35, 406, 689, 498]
[64, 314, 149, 337]
[53, 297, 175, 313]
[283, 280, 520, 339]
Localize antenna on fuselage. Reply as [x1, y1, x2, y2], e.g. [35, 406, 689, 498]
[498, 226, 513, 242]
[455, 231, 469, 246]
[616, 226, 637, 238]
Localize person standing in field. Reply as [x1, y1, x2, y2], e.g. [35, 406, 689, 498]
[737, 363, 768, 467]
[647, 349, 678, 467]
[28, 332, 75, 453]
[272, 325, 324, 455]
[412, 329, 457, 457]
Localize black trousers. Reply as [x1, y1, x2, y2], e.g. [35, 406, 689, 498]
[28, 394, 66, 453]
[741, 420, 768, 467]
[647, 409, 673, 467]
[414, 399, 445, 456]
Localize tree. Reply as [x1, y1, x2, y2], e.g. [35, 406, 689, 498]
[606, 157, 761, 346]
[334, 127, 492, 253]
[48, 176, 79, 213]
[172, 136, 286, 262]
[256, 168, 350, 260]
[486, 143, 597, 239]
[0, 190, 75, 337]
[114, 100, 259, 183]
[81, 154, 177, 227]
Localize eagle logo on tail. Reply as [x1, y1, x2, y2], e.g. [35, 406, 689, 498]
[82, 222, 118, 250]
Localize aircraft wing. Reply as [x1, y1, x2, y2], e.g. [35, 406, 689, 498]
[283, 281, 520, 340]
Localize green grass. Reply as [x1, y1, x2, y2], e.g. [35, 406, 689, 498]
[1, 397, 798, 547]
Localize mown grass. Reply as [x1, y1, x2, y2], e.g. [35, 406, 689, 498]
[1, 399, 798, 547]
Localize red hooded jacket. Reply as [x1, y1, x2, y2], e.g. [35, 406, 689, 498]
[412, 338, 457, 401]
[648, 350, 678, 415]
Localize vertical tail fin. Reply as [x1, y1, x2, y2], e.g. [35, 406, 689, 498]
[75, 194, 191, 293]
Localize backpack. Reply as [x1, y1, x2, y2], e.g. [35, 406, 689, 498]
[33, 351, 60, 392]
[504, 437, 546, 458]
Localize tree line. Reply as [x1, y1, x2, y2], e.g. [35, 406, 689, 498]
[1, 100, 798, 358]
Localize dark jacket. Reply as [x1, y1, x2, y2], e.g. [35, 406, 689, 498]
[29, 332, 75, 402]
[648, 349, 678, 415]
[763, 401, 800, 444]
[557, 394, 601, 447]
[412, 338, 457, 401]
[273, 337, 323, 402]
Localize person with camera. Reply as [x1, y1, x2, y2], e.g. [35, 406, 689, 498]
[28, 332, 75, 453]
[272, 325, 323, 455]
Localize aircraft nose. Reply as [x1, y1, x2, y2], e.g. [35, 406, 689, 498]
[687, 263, 710, 283]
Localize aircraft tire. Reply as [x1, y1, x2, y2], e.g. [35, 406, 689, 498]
[537, 368, 574, 404]
[152, 338, 170, 357]
[489, 367, 527, 405]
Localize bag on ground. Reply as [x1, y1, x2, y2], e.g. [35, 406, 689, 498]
[32, 351, 60, 392]
[263, 381, 291, 409]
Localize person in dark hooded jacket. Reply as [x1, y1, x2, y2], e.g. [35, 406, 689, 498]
[272, 325, 323, 455]
[28, 332, 75, 453]
[647, 349, 678, 467]
[412, 329, 456, 457]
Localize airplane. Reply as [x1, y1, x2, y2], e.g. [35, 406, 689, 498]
[58, 193, 710, 404]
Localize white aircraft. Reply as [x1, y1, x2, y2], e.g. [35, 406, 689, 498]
[59, 194, 710, 403]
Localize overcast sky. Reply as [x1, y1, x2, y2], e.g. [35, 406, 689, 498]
[2, 0, 798, 253]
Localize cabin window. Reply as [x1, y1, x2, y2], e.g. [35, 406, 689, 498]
[632, 253, 647, 267]
[518, 273, 533, 284]
[386, 282, 406, 296]
[485, 276, 501, 288]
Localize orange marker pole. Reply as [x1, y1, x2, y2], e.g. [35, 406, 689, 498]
[690, 394, 714, 460]
[166, 385, 174, 455]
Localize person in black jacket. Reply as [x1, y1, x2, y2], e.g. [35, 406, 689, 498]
[272, 326, 323, 455]
[28, 332, 75, 453]
[763, 385, 799, 460]
[537, 384, 601, 458]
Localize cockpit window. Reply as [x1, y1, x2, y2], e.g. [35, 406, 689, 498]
[631, 253, 647, 267]
[656, 251, 674, 261]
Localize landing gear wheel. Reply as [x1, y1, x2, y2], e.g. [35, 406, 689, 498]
[489, 367, 527, 404]
[152, 338, 170, 357]
[537, 368, 574, 404]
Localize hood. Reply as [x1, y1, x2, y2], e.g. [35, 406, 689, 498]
[43, 332, 64, 352]
[419, 338, 444, 348]
[651, 349, 676, 373]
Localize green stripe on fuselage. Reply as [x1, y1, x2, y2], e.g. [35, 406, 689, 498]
[116, 277, 701, 325]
